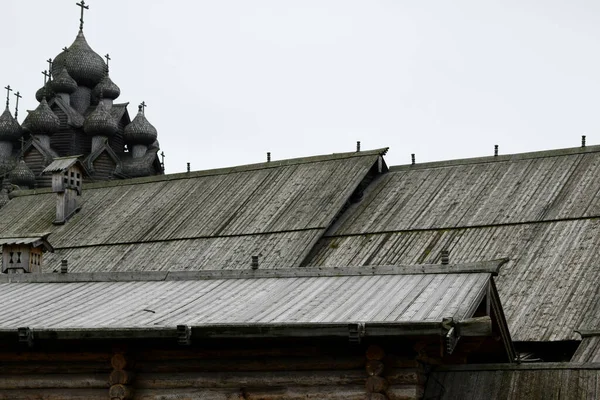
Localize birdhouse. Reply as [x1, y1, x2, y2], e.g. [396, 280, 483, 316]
[0, 234, 54, 274]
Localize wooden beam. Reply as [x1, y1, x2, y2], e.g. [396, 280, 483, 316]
[0, 260, 506, 283]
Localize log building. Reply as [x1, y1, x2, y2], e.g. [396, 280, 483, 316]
[0, 3, 599, 400]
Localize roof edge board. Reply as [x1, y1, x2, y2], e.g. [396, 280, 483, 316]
[0, 320, 490, 341]
[0, 260, 507, 283]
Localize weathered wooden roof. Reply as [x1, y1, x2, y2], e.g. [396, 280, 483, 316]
[0, 267, 491, 334]
[572, 333, 600, 363]
[424, 363, 600, 399]
[307, 146, 600, 342]
[0, 149, 385, 272]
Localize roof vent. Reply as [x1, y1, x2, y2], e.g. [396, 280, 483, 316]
[42, 156, 85, 225]
[0, 234, 54, 274]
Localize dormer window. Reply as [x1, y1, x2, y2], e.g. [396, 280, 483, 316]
[0, 235, 54, 274]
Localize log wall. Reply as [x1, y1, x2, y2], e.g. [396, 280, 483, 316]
[0, 340, 430, 400]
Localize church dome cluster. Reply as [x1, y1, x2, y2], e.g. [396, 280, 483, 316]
[0, 1, 164, 191]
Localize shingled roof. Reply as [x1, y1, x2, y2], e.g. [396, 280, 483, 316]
[305, 145, 600, 342]
[0, 148, 386, 272]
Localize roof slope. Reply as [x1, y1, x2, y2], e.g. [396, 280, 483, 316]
[572, 335, 600, 363]
[306, 146, 600, 342]
[0, 149, 385, 272]
[424, 363, 600, 400]
[0, 266, 492, 331]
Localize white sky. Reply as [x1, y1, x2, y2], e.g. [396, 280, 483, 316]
[0, 0, 599, 172]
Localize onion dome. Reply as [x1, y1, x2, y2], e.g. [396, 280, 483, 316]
[124, 106, 158, 145]
[24, 98, 60, 135]
[0, 108, 22, 141]
[51, 67, 77, 94]
[52, 31, 106, 88]
[93, 74, 120, 100]
[9, 160, 35, 189]
[83, 101, 118, 137]
[35, 81, 54, 102]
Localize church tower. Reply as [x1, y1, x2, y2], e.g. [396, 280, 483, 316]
[2, 1, 163, 190]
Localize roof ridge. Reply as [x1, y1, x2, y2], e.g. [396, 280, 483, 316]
[390, 145, 600, 171]
[9, 147, 388, 195]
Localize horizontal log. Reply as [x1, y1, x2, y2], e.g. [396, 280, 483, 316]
[385, 369, 424, 385]
[112, 353, 135, 370]
[0, 352, 111, 363]
[136, 370, 366, 389]
[137, 347, 323, 360]
[135, 356, 365, 373]
[0, 374, 108, 389]
[134, 386, 369, 400]
[457, 316, 492, 337]
[0, 361, 111, 375]
[0, 389, 107, 400]
[386, 385, 424, 400]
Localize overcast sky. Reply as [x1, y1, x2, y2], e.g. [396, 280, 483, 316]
[0, 0, 599, 172]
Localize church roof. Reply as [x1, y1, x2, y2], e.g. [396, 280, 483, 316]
[305, 145, 600, 342]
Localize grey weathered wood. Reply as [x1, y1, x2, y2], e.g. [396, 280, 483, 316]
[0, 261, 505, 283]
[456, 316, 492, 336]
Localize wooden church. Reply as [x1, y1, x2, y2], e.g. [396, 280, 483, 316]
[0, 2, 598, 400]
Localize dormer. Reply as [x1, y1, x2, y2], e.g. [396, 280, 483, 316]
[42, 156, 86, 224]
[0, 234, 54, 274]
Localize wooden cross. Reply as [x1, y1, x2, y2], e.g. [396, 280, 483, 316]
[14, 91, 22, 119]
[140, 101, 147, 115]
[42, 70, 50, 85]
[104, 54, 111, 71]
[19, 137, 26, 155]
[4, 85, 11, 109]
[76, 0, 89, 31]
[46, 58, 53, 78]
[62, 47, 69, 53]
[160, 151, 165, 171]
